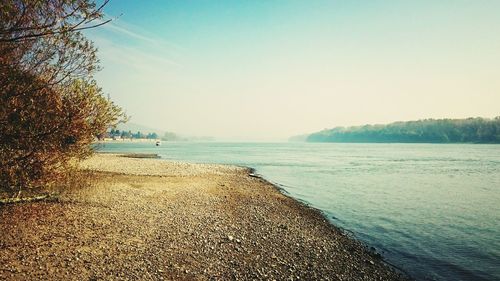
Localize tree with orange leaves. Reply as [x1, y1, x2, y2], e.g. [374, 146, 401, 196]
[0, 1, 126, 195]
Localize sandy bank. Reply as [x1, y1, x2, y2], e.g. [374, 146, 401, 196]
[81, 153, 244, 177]
[0, 154, 409, 280]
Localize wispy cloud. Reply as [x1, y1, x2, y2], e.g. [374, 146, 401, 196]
[104, 22, 158, 44]
[87, 17, 184, 72]
[96, 16, 184, 52]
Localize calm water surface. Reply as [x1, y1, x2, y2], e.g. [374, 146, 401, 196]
[100, 142, 500, 281]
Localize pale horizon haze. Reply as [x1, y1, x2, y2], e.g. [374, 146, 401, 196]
[86, 0, 500, 141]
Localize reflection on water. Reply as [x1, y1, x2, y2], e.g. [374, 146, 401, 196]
[100, 142, 500, 281]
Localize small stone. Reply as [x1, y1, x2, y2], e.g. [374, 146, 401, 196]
[228, 235, 234, 241]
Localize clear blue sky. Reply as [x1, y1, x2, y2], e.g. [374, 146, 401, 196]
[87, 0, 500, 141]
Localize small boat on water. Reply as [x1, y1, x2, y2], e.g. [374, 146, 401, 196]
[155, 140, 161, 146]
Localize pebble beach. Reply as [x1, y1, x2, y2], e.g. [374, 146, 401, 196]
[0, 154, 409, 280]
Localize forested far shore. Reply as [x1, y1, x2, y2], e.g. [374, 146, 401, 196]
[304, 117, 500, 143]
[103, 129, 214, 142]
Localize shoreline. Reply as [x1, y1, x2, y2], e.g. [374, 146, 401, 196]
[245, 167, 410, 277]
[1, 153, 410, 280]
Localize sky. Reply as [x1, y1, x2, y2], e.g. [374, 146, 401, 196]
[86, 0, 500, 141]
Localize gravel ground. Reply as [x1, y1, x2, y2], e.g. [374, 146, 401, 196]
[80, 154, 244, 177]
[0, 154, 410, 280]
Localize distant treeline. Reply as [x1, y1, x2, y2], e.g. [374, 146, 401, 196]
[106, 129, 214, 142]
[108, 129, 158, 140]
[306, 117, 500, 143]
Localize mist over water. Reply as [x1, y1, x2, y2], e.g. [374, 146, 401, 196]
[100, 142, 500, 281]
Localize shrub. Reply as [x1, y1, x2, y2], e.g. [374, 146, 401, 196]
[0, 0, 125, 194]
